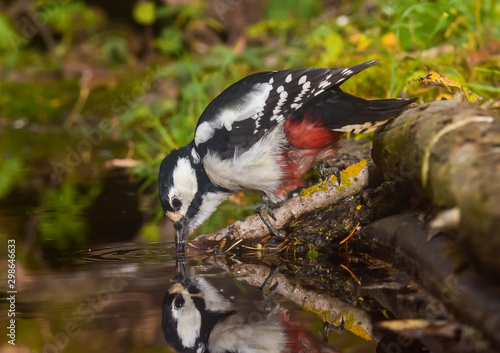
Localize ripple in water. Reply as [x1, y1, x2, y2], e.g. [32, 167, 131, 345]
[75, 242, 177, 264]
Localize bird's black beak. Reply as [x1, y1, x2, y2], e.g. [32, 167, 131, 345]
[175, 254, 189, 282]
[173, 217, 189, 253]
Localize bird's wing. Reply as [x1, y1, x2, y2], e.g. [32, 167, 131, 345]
[193, 60, 379, 159]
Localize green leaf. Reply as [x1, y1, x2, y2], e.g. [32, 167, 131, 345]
[0, 157, 24, 199]
[306, 250, 320, 259]
[155, 28, 183, 55]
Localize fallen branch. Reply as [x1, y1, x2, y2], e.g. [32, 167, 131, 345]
[191, 159, 372, 248]
[357, 214, 500, 350]
[372, 100, 500, 274]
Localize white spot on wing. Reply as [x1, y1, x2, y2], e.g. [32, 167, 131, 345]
[191, 148, 200, 163]
[285, 73, 292, 83]
[195, 121, 214, 146]
[277, 85, 284, 93]
[292, 80, 311, 104]
[334, 120, 389, 133]
[298, 75, 307, 85]
[272, 89, 289, 120]
[318, 79, 330, 89]
[195, 82, 273, 144]
[341, 68, 353, 76]
[216, 82, 272, 131]
[194, 277, 232, 312]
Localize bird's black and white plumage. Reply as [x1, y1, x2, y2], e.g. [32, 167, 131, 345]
[163, 258, 337, 353]
[159, 60, 415, 252]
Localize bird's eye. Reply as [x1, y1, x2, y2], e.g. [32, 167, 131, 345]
[171, 197, 182, 211]
[173, 294, 185, 309]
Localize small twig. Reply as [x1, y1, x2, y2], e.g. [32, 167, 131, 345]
[241, 245, 263, 251]
[224, 239, 243, 253]
[188, 242, 202, 249]
[280, 244, 291, 253]
[341, 264, 361, 285]
[187, 242, 215, 253]
[340, 222, 360, 245]
[64, 70, 92, 129]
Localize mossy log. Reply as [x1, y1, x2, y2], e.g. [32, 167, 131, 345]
[372, 100, 500, 274]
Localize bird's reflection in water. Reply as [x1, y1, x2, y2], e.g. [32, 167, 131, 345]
[162, 257, 338, 353]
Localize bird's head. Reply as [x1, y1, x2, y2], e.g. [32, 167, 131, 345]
[158, 144, 229, 252]
[162, 257, 233, 352]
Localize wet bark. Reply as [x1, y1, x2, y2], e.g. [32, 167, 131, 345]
[371, 100, 500, 274]
[288, 180, 420, 252]
[357, 214, 500, 350]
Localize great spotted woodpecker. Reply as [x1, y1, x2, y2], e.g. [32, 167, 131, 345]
[162, 259, 337, 353]
[159, 60, 414, 252]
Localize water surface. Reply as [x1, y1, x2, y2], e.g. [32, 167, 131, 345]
[0, 125, 376, 352]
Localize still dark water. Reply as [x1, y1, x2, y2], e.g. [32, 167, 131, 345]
[0, 126, 377, 352]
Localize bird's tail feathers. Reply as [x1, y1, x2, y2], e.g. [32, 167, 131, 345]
[332, 97, 416, 134]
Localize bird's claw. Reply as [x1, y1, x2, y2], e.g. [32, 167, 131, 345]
[267, 205, 277, 222]
[257, 199, 285, 240]
[259, 263, 284, 313]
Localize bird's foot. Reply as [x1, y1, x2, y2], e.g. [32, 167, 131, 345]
[318, 164, 342, 186]
[259, 263, 284, 313]
[256, 196, 286, 240]
[323, 315, 345, 341]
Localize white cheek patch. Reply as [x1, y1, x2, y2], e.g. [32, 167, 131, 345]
[172, 292, 201, 348]
[169, 158, 198, 216]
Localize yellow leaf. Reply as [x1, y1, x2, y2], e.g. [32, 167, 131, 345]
[419, 72, 481, 102]
[382, 32, 397, 52]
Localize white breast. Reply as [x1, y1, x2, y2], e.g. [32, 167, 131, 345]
[208, 313, 285, 353]
[203, 125, 287, 197]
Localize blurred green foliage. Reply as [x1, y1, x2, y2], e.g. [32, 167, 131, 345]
[0, 0, 499, 241]
[0, 157, 24, 199]
[38, 180, 102, 247]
